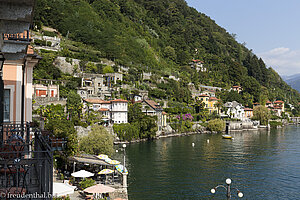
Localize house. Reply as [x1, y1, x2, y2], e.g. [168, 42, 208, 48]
[265, 101, 273, 108]
[231, 85, 242, 93]
[202, 89, 216, 97]
[190, 59, 206, 72]
[136, 99, 167, 134]
[224, 101, 245, 120]
[83, 98, 128, 125]
[207, 97, 220, 114]
[273, 100, 285, 116]
[244, 108, 253, 118]
[197, 94, 210, 109]
[77, 73, 123, 99]
[33, 84, 59, 98]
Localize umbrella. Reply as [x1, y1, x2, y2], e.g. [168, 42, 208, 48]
[115, 165, 128, 174]
[104, 158, 112, 163]
[84, 184, 115, 194]
[98, 169, 114, 175]
[97, 154, 109, 160]
[107, 159, 121, 165]
[71, 170, 94, 178]
[53, 182, 76, 197]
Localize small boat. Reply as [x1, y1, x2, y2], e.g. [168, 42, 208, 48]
[222, 134, 232, 139]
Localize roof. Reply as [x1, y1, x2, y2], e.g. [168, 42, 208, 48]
[274, 100, 284, 103]
[209, 97, 218, 101]
[253, 103, 260, 105]
[144, 99, 160, 110]
[192, 59, 203, 63]
[99, 108, 109, 111]
[244, 108, 253, 111]
[266, 101, 272, 104]
[199, 94, 209, 97]
[84, 99, 111, 104]
[69, 154, 109, 166]
[111, 99, 128, 103]
[232, 85, 241, 88]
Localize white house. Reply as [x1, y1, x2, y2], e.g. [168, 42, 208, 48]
[83, 98, 128, 125]
[111, 99, 128, 124]
[224, 101, 245, 120]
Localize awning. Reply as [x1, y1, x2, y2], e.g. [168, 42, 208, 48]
[53, 182, 76, 197]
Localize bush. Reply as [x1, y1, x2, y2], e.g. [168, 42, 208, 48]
[79, 178, 96, 189]
[43, 30, 57, 37]
[207, 119, 225, 132]
[269, 121, 282, 128]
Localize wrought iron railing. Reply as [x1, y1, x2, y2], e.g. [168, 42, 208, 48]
[0, 123, 53, 199]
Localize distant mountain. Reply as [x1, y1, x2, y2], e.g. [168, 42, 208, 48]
[283, 74, 300, 92]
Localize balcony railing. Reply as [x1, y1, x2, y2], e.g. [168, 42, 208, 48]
[0, 122, 53, 199]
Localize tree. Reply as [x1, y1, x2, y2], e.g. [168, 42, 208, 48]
[45, 118, 78, 156]
[79, 124, 114, 156]
[103, 65, 114, 74]
[207, 119, 225, 132]
[252, 105, 271, 125]
[67, 91, 83, 124]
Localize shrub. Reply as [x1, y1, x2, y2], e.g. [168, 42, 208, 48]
[207, 119, 225, 132]
[79, 178, 96, 189]
[269, 121, 282, 128]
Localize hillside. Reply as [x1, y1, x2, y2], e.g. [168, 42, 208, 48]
[33, 0, 300, 106]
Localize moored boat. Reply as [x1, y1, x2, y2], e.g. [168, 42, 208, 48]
[222, 134, 232, 139]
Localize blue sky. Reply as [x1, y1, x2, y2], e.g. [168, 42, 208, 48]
[185, 0, 300, 76]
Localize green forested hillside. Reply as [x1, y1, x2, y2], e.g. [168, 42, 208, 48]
[33, 0, 300, 105]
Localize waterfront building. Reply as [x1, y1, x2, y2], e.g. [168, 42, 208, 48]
[244, 108, 254, 118]
[135, 99, 167, 134]
[224, 101, 245, 120]
[83, 98, 128, 125]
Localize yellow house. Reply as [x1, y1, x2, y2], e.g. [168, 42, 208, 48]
[197, 94, 209, 109]
[208, 97, 219, 114]
[244, 108, 253, 118]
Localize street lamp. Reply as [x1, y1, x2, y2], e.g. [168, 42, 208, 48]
[115, 143, 127, 172]
[122, 144, 126, 173]
[211, 178, 243, 200]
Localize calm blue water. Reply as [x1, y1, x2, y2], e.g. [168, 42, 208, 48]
[124, 126, 300, 200]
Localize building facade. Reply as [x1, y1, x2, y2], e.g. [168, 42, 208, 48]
[83, 98, 128, 125]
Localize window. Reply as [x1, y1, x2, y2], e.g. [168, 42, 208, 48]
[4, 89, 10, 122]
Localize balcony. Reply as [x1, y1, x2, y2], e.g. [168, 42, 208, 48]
[0, 122, 53, 199]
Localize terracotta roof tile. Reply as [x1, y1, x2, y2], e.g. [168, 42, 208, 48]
[99, 108, 109, 111]
[84, 99, 110, 104]
[111, 99, 128, 103]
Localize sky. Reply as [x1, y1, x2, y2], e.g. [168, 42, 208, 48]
[185, 0, 300, 76]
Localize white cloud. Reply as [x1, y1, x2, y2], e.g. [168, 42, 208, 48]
[258, 47, 300, 76]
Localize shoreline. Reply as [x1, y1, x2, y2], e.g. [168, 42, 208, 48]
[114, 123, 298, 145]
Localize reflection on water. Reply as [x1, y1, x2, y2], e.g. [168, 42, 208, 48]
[126, 126, 300, 200]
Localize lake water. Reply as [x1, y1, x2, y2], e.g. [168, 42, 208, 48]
[124, 125, 300, 200]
